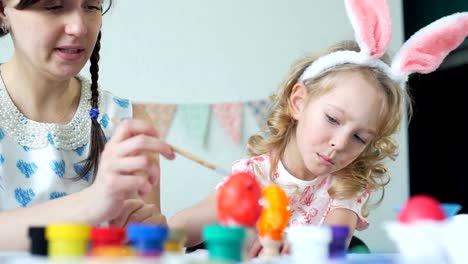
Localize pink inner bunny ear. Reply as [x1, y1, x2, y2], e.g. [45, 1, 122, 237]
[345, 0, 392, 57]
[393, 13, 468, 75]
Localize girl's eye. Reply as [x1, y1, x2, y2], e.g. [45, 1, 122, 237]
[326, 114, 339, 124]
[354, 134, 366, 144]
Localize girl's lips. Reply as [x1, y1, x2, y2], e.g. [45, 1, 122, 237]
[317, 153, 334, 165]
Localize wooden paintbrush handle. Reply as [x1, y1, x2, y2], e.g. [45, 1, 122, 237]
[169, 144, 217, 171]
[112, 118, 220, 173]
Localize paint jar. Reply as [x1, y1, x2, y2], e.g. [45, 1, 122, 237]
[329, 225, 349, 259]
[46, 223, 90, 257]
[89, 227, 133, 257]
[164, 228, 187, 254]
[127, 223, 168, 257]
[203, 224, 246, 263]
[28, 226, 47, 256]
[287, 225, 331, 264]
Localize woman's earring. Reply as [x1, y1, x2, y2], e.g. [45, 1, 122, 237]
[2, 23, 8, 33]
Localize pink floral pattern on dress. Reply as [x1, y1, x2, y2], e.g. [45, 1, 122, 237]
[299, 186, 315, 206]
[253, 156, 265, 162]
[273, 172, 280, 180]
[229, 153, 370, 231]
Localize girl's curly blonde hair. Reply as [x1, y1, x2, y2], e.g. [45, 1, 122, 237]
[247, 40, 412, 216]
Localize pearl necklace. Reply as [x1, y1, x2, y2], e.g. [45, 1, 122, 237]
[0, 75, 94, 150]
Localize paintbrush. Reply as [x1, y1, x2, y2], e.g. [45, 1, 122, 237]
[112, 118, 229, 176]
[169, 144, 230, 176]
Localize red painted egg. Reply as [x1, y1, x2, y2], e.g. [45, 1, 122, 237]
[217, 172, 262, 227]
[398, 195, 446, 223]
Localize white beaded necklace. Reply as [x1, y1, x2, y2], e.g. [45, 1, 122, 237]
[0, 75, 93, 150]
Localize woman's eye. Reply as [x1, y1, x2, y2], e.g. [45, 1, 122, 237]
[85, 0, 102, 11]
[42, 0, 63, 10]
[44, 5, 62, 10]
[87, 5, 102, 11]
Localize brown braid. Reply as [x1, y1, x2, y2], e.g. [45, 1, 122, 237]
[77, 31, 106, 181]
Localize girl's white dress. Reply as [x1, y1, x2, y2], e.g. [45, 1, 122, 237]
[230, 153, 370, 230]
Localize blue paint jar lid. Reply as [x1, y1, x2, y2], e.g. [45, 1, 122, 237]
[127, 224, 168, 242]
[330, 225, 349, 239]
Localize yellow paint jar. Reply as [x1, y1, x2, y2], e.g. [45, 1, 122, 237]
[46, 223, 90, 257]
[164, 228, 187, 253]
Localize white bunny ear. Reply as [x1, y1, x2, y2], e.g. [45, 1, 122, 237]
[392, 12, 468, 76]
[344, 0, 392, 57]
[298, 0, 394, 82]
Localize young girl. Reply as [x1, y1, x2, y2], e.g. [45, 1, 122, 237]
[0, 0, 175, 250]
[169, 0, 468, 256]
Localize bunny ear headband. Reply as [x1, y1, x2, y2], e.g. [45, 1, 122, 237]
[298, 0, 468, 86]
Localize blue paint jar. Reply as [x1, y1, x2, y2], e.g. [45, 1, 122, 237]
[127, 223, 168, 257]
[329, 225, 350, 259]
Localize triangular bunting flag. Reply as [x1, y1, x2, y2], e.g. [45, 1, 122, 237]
[247, 99, 271, 129]
[178, 104, 211, 145]
[140, 103, 177, 139]
[212, 103, 243, 145]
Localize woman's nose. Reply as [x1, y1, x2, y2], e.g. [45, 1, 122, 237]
[64, 12, 87, 37]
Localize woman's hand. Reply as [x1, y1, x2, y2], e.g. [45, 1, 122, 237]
[88, 119, 174, 223]
[109, 199, 167, 227]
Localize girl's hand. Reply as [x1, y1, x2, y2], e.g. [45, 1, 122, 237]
[88, 119, 174, 223]
[109, 199, 167, 227]
[280, 241, 291, 255]
[248, 237, 263, 258]
[247, 237, 291, 258]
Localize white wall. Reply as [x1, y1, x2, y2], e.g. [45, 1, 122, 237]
[0, 0, 409, 252]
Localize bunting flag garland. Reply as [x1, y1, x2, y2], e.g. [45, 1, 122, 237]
[178, 104, 211, 145]
[212, 103, 243, 145]
[247, 99, 271, 129]
[139, 103, 177, 139]
[135, 99, 271, 146]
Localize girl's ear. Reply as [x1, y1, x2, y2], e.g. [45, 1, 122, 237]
[289, 83, 308, 120]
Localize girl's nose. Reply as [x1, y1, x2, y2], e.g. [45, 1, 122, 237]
[330, 133, 348, 150]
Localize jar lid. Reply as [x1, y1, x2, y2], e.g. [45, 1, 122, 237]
[330, 225, 350, 239]
[286, 225, 331, 244]
[167, 228, 187, 242]
[91, 227, 126, 243]
[28, 226, 46, 240]
[46, 224, 90, 241]
[203, 224, 246, 242]
[127, 224, 168, 241]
